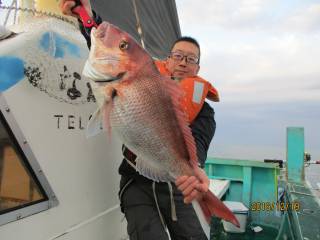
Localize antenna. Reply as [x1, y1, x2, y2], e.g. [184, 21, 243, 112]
[132, 0, 146, 49]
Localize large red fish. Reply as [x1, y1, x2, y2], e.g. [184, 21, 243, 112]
[83, 21, 239, 227]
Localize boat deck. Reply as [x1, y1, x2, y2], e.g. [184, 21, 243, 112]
[306, 163, 320, 199]
[210, 222, 278, 240]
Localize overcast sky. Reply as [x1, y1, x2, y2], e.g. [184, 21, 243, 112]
[176, 0, 320, 161]
[1, 0, 319, 161]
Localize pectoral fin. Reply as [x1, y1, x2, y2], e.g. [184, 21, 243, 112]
[86, 107, 104, 138]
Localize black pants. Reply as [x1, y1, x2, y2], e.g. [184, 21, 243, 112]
[119, 176, 208, 240]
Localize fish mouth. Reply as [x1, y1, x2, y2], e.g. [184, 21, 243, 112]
[93, 72, 126, 83]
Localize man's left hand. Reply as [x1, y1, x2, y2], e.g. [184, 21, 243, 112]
[175, 167, 210, 204]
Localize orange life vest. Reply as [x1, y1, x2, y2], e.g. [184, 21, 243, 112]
[154, 60, 220, 123]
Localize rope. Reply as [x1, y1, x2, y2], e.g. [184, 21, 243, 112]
[167, 181, 178, 221]
[0, 4, 77, 27]
[131, 0, 145, 49]
[119, 178, 134, 200]
[152, 181, 166, 230]
[3, 0, 17, 26]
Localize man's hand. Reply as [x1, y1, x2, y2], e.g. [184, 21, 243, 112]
[59, 0, 93, 19]
[175, 167, 210, 204]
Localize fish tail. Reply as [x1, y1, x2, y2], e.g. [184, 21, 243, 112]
[198, 190, 240, 227]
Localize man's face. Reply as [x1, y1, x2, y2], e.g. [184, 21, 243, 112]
[165, 41, 200, 79]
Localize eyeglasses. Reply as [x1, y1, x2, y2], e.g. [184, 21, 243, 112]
[169, 51, 199, 65]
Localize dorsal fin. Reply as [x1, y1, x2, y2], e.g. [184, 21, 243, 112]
[86, 107, 104, 138]
[160, 77, 199, 168]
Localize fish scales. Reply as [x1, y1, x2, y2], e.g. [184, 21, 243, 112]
[109, 67, 193, 181]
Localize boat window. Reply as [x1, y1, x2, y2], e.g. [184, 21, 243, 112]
[0, 111, 47, 215]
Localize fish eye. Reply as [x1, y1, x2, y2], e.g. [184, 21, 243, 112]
[119, 40, 129, 51]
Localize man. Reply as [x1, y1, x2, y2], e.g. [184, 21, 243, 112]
[60, 1, 219, 239]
